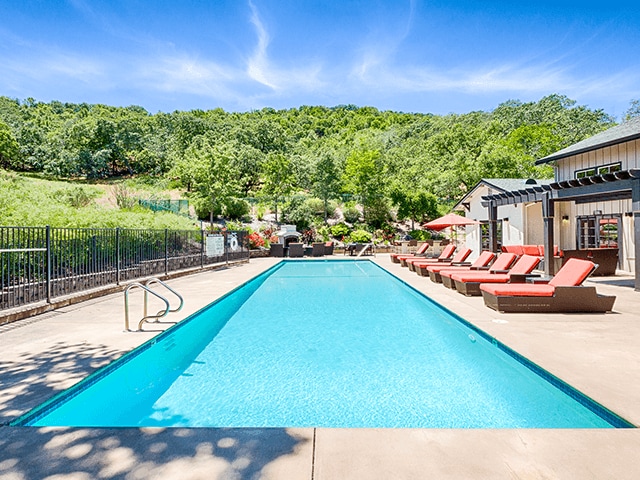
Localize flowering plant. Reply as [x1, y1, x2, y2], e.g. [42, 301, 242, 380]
[248, 231, 265, 249]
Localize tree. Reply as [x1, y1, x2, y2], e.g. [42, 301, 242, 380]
[342, 148, 393, 227]
[261, 153, 295, 223]
[0, 121, 20, 169]
[390, 187, 438, 230]
[182, 137, 240, 225]
[311, 152, 342, 223]
[624, 99, 640, 121]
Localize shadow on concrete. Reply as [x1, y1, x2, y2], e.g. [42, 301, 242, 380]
[0, 342, 309, 479]
[0, 426, 307, 479]
[0, 341, 128, 424]
[588, 277, 636, 288]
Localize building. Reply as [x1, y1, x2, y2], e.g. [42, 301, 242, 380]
[460, 117, 640, 289]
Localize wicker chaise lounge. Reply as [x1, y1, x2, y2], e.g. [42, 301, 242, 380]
[440, 253, 517, 288]
[390, 242, 430, 264]
[421, 250, 496, 280]
[407, 246, 471, 272]
[399, 244, 456, 268]
[480, 258, 616, 313]
[451, 254, 541, 296]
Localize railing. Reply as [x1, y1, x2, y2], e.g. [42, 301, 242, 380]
[123, 277, 184, 332]
[0, 226, 249, 312]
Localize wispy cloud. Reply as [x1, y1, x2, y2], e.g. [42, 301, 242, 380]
[245, 1, 324, 93]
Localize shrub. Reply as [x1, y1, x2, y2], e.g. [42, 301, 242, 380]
[248, 231, 265, 249]
[330, 222, 350, 238]
[409, 229, 432, 241]
[223, 197, 250, 220]
[342, 205, 361, 224]
[348, 229, 372, 243]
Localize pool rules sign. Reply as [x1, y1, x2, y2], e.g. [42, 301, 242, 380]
[206, 234, 225, 257]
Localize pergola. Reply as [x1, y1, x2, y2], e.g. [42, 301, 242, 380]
[481, 169, 640, 290]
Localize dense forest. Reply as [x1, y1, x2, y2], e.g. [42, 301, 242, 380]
[0, 94, 620, 233]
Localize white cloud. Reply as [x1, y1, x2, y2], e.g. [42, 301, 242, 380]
[245, 1, 325, 93]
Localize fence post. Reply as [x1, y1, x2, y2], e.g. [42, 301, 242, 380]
[116, 227, 121, 285]
[164, 228, 169, 275]
[46, 225, 52, 303]
[200, 229, 205, 268]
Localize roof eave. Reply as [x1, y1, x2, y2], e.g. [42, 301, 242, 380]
[535, 132, 640, 165]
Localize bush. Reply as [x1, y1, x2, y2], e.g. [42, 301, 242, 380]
[330, 222, 350, 239]
[348, 229, 372, 243]
[342, 205, 361, 224]
[316, 225, 330, 242]
[409, 229, 432, 241]
[192, 197, 222, 220]
[223, 197, 250, 220]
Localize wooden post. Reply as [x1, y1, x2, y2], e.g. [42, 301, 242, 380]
[542, 192, 556, 276]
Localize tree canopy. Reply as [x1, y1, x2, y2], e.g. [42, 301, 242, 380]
[0, 94, 619, 228]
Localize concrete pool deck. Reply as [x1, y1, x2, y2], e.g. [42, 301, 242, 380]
[1, 255, 640, 479]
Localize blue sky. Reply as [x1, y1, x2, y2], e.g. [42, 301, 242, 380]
[1, 0, 638, 118]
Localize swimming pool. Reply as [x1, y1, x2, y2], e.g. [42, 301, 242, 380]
[14, 260, 632, 428]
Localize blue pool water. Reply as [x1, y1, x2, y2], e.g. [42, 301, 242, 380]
[16, 260, 630, 428]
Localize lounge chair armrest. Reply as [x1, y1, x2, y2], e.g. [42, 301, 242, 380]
[470, 266, 490, 270]
[491, 269, 510, 274]
[452, 261, 472, 266]
[527, 277, 551, 284]
[508, 273, 540, 283]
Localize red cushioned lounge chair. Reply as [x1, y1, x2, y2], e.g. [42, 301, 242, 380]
[420, 250, 496, 281]
[390, 241, 431, 264]
[451, 254, 541, 296]
[480, 258, 616, 313]
[440, 253, 517, 289]
[399, 243, 456, 268]
[407, 246, 471, 272]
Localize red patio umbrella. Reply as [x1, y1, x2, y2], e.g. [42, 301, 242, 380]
[423, 213, 480, 231]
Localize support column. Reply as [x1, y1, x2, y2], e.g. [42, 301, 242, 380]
[632, 180, 640, 291]
[488, 201, 498, 253]
[542, 192, 556, 276]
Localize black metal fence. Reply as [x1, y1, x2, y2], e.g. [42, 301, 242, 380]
[0, 226, 248, 311]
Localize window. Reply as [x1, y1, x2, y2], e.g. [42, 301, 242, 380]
[480, 220, 502, 251]
[575, 162, 621, 179]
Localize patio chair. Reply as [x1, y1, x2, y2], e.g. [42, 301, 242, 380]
[312, 242, 325, 257]
[451, 254, 541, 296]
[480, 258, 616, 313]
[324, 241, 334, 255]
[390, 242, 430, 263]
[408, 246, 472, 272]
[269, 243, 284, 257]
[440, 253, 517, 288]
[420, 250, 496, 281]
[288, 243, 304, 258]
[398, 244, 456, 268]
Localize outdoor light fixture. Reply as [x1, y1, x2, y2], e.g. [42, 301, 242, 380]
[503, 217, 509, 222]
[593, 210, 603, 215]
[625, 212, 634, 217]
[561, 215, 570, 221]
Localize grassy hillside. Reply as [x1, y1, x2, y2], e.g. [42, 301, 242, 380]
[0, 170, 199, 230]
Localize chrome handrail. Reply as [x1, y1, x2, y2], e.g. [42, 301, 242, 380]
[143, 277, 184, 319]
[124, 282, 170, 332]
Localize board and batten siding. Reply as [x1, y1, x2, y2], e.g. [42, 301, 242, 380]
[556, 139, 640, 181]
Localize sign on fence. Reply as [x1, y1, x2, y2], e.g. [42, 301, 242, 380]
[206, 234, 225, 257]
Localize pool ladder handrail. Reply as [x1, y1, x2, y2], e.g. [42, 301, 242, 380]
[123, 278, 184, 331]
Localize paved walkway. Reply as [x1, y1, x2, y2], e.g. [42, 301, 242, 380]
[2, 256, 640, 479]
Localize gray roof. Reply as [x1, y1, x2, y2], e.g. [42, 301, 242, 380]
[479, 178, 554, 192]
[536, 117, 640, 165]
